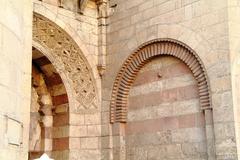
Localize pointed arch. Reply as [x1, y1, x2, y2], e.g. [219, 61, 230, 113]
[110, 38, 211, 123]
[33, 13, 98, 111]
[32, 12, 99, 158]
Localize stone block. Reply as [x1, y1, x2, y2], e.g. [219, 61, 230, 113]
[87, 125, 101, 137]
[53, 137, 69, 151]
[51, 84, 67, 96]
[55, 104, 69, 114]
[139, 0, 154, 11]
[52, 126, 69, 138]
[69, 125, 87, 137]
[69, 137, 81, 149]
[80, 137, 99, 149]
[69, 113, 85, 125]
[85, 113, 100, 125]
[61, 0, 78, 12]
[69, 150, 101, 160]
[43, 0, 59, 6]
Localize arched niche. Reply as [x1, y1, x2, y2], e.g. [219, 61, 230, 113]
[110, 39, 211, 123]
[32, 12, 99, 160]
[110, 39, 215, 160]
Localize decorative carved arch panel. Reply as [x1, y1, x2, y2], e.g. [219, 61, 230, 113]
[110, 39, 211, 123]
[33, 13, 97, 110]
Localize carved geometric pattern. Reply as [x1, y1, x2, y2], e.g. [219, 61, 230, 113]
[33, 13, 97, 110]
[110, 39, 211, 123]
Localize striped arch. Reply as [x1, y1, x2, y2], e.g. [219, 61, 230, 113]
[110, 38, 211, 123]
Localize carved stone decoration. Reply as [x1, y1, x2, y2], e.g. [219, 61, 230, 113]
[97, 0, 107, 78]
[33, 13, 97, 110]
[110, 39, 211, 123]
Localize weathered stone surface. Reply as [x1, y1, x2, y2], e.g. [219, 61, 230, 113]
[123, 56, 208, 160]
[33, 13, 98, 110]
[0, 0, 32, 159]
[1, 0, 240, 159]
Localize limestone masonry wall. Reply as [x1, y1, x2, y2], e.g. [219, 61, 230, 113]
[1, 0, 240, 160]
[126, 56, 207, 159]
[0, 0, 32, 160]
[103, 0, 239, 159]
[32, 0, 104, 159]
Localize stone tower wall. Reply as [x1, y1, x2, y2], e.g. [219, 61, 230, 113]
[0, 0, 32, 160]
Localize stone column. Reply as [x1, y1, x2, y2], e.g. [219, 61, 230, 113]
[97, 0, 108, 77]
[112, 123, 126, 160]
[204, 109, 216, 160]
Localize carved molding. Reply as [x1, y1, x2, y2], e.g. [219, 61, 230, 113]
[110, 39, 211, 123]
[33, 13, 97, 110]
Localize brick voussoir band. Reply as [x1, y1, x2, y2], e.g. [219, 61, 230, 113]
[110, 38, 211, 123]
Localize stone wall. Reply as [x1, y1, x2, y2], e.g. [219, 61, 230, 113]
[126, 56, 207, 159]
[0, 0, 240, 160]
[32, 1, 103, 159]
[29, 64, 54, 159]
[33, 0, 99, 75]
[103, 0, 239, 159]
[229, 1, 240, 159]
[0, 0, 32, 160]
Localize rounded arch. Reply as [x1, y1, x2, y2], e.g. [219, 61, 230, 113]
[110, 38, 211, 123]
[33, 13, 98, 111]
